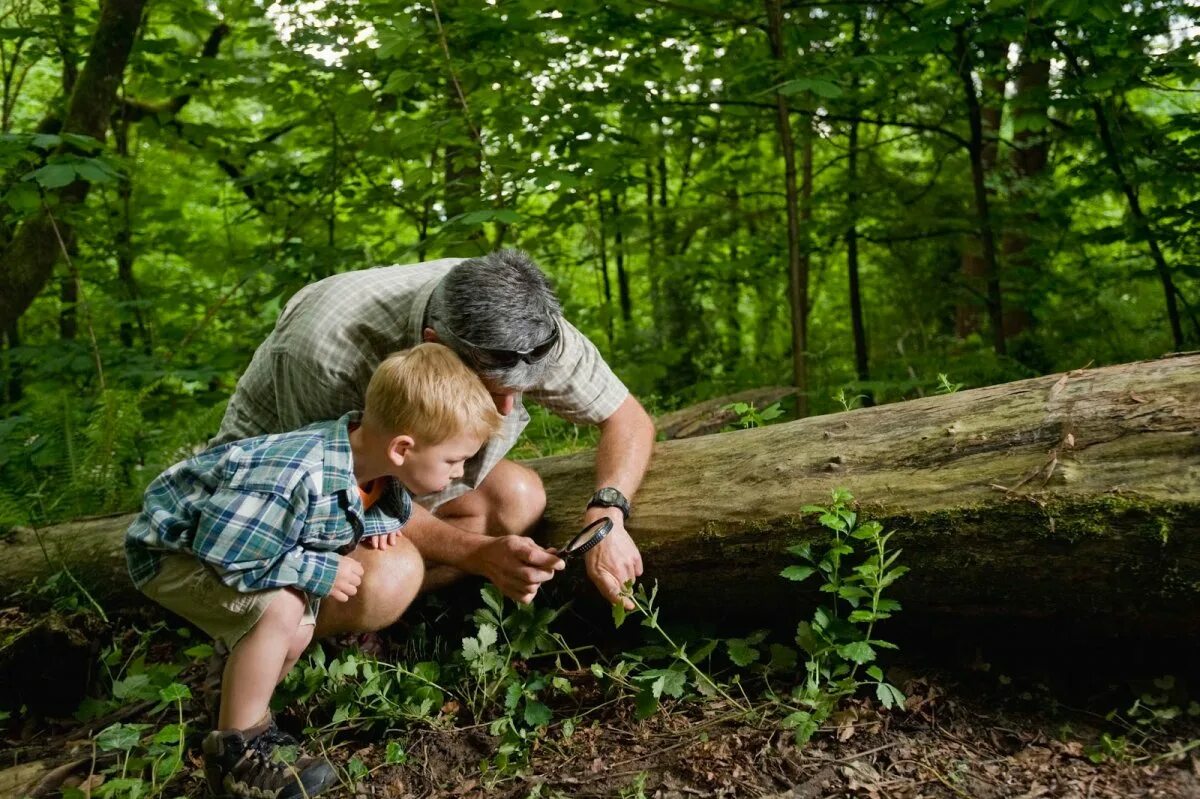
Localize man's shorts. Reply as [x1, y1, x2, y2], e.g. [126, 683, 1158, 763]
[140, 554, 318, 650]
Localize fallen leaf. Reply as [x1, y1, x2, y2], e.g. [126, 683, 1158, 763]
[1064, 433, 1075, 448]
[1047, 373, 1069, 400]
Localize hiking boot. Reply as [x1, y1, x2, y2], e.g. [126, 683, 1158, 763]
[202, 720, 337, 799]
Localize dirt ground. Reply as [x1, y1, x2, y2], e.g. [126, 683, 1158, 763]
[2, 608, 1199, 799]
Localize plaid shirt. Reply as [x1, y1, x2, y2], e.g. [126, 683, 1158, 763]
[127, 412, 411, 595]
[211, 258, 629, 508]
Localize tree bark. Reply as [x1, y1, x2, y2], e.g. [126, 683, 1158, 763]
[846, 12, 870, 403]
[765, 0, 809, 415]
[0, 0, 148, 332]
[3, 356, 1197, 638]
[611, 190, 632, 325]
[952, 31, 1006, 355]
[1001, 26, 1052, 340]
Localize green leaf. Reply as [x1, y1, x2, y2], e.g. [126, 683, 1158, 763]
[781, 564, 816, 582]
[96, 722, 144, 752]
[4, 182, 40, 214]
[866, 666, 884, 681]
[481, 584, 503, 616]
[524, 700, 552, 727]
[612, 599, 628, 628]
[385, 740, 407, 764]
[348, 755, 369, 780]
[726, 638, 760, 667]
[768, 644, 798, 672]
[775, 77, 843, 98]
[27, 163, 76, 189]
[875, 681, 905, 710]
[837, 640, 876, 664]
[476, 622, 497, 650]
[158, 683, 191, 703]
[634, 685, 659, 719]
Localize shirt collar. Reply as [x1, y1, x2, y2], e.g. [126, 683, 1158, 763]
[322, 411, 361, 496]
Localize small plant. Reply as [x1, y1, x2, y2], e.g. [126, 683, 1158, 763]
[935, 373, 964, 394]
[778, 488, 907, 743]
[722, 400, 784, 430]
[614, 581, 750, 718]
[70, 682, 191, 799]
[832, 388, 867, 412]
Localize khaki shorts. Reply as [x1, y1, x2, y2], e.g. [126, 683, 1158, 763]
[140, 554, 318, 650]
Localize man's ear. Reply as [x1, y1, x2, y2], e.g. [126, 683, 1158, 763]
[387, 434, 415, 466]
[422, 327, 438, 343]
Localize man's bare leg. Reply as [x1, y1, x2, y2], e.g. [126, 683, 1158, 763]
[422, 459, 547, 592]
[313, 536, 425, 638]
[313, 459, 544, 636]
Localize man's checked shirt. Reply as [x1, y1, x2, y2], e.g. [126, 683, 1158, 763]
[126, 412, 411, 595]
[210, 258, 629, 509]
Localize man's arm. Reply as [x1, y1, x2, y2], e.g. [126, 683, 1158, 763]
[401, 503, 564, 604]
[582, 394, 656, 609]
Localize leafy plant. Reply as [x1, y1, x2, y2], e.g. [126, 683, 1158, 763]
[778, 489, 908, 743]
[722, 401, 785, 430]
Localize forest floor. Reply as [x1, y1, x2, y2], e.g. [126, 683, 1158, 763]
[2, 606, 1199, 799]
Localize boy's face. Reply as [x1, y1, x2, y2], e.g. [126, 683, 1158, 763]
[393, 431, 485, 495]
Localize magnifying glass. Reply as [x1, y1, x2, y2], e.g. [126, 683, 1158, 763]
[557, 517, 614, 563]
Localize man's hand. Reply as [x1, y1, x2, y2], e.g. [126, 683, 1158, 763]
[583, 506, 643, 609]
[362, 531, 400, 550]
[472, 535, 564, 605]
[329, 556, 365, 602]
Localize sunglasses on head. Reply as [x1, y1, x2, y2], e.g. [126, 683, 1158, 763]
[438, 321, 560, 369]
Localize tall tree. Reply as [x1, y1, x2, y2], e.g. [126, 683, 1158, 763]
[0, 0, 149, 332]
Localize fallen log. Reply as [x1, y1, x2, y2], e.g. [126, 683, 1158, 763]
[2, 355, 1197, 636]
[655, 386, 797, 439]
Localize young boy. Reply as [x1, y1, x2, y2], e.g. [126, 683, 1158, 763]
[126, 343, 503, 799]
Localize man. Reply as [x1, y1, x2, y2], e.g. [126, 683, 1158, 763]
[212, 249, 656, 634]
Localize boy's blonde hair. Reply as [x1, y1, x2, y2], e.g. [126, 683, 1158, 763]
[363, 343, 503, 444]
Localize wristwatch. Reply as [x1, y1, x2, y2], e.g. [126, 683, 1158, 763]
[587, 487, 631, 520]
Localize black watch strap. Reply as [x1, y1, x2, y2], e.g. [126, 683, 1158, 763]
[587, 487, 631, 520]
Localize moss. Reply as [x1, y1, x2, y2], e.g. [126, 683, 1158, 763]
[866, 495, 1195, 547]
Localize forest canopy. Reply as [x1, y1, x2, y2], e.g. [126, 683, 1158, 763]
[1, 0, 1198, 527]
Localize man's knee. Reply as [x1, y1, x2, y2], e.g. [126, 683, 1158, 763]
[435, 460, 546, 537]
[315, 537, 425, 636]
[485, 461, 546, 534]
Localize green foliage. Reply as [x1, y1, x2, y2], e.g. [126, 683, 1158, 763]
[721, 401, 785, 430]
[778, 489, 908, 743]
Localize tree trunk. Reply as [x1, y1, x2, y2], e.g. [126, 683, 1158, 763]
[595, 193, 614, 350]
[1001, 26, 1052, 340]
[765, 0, 809, 416]
[0, 0, 149, 332]
[953, 32, 1006, 355]
[611, 190, 632, 325]
[4, 356, 1197, 638]
[1056, 39, 1185, 351]
[846, 13, 870, 403]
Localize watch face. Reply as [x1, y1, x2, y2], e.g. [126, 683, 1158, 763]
[595, 488, 623, 505]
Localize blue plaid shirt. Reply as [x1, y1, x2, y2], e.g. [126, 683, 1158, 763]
[126, 412, 411, 597]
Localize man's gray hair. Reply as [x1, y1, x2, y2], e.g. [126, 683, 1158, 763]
[426, 249, 563, 391]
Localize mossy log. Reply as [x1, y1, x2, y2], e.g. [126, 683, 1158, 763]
[1, 355, 1197, 636]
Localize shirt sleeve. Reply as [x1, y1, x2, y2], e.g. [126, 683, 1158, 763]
[191, 488, 340, 597]
[524, 319, 629, 425]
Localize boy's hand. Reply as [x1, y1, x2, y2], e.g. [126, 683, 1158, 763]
[329, 556, 365, 602]
[362, 531, 399, 550]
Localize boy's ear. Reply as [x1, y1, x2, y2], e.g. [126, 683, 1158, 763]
[387, 434, 415, 466]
